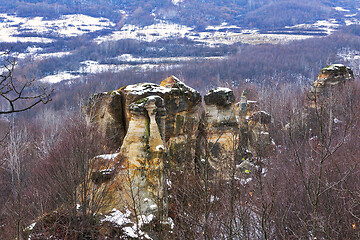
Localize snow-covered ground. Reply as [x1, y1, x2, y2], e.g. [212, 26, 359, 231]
[172, 0, 185, 6]
[95, 21, 193, 43]
[286, 19, 340, 35]
[39, 60, 182, 83]
[0, 12, 355, 46]
[12, 46, 72, 60]
[1, 11, 357, 84]
[102, 208, 174, 239]
[39, 54, 226, 83]
[333, 6, 350, 12]
[96, 21, 318, 46]
[0, 13, 114, 42]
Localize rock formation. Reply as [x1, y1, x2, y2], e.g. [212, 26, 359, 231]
[84, 76, 272, 225]
[309, 64, 354, 100]
[84, 76, 202, 221]
[201, 87, 238, 178]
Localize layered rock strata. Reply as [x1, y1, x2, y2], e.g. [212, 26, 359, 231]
[202, 87, 238, 178]
[309, 64, 354, 101]
[85, 76, 272, 217]
[85, 76, 201, 218]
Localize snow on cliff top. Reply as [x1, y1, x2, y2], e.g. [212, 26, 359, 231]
[124, 83, 172, 95]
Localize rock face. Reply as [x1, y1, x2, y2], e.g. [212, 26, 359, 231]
[202, 87, 238, 178]
[85, 76, 202, 219]
[310, 64, 354, 98]
[84, 76, 271, 221]
[84, 91, 125, 150]
[117, 95, 166, 216]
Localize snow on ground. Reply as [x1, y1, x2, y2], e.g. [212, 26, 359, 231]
[191, 31, 313, 46]
[102, 208, 174, 239]
[0, 13, 114, 42]
[96, 21, 193, 43]
[112, 54, 226, 63]
[333, 7, 350, 12]
[337, 48, 360, 62]
[39, 72, 80, 83]
[96, 153, 120, 160]
[102, 209, 153, 239]
[0, 11, 346, 46]
[345, 18, 360, 26]
[39, 60, 182, 83]
[172, 0, 184, 5]
[40, 54, 226, 83]
[205, 22, 242, 31]
[13, 48, 72, 60]
[96, 21, 314, 46]
[286, 18, 340, 35]
[312, 19, 339, 34]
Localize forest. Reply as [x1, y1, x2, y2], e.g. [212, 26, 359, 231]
[0, 0, 358, 28]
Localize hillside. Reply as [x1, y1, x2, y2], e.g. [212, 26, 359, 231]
[0, 0, 358, 87]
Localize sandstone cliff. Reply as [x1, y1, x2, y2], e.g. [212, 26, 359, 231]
[84, 76, 272, 222]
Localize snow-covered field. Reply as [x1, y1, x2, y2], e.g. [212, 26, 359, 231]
[95, 21, 320, 46]
[38, 53, 227, 83]
[39, 60, 181, 83]
[1, 12, 353, 46]
[0, 13, 114, 42]
[0, 10, 358, 84]
[12, 46, 72, 60]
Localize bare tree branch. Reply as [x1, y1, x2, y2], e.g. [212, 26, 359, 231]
[0, 50, 53, 115]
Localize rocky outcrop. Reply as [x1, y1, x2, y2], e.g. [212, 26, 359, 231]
[117, 95, 166, 216]
[201, 87, 238, 177]
[309, 64, 354, 99]
[84, 76, 201, 220]
[84, 91, 125, 149]
[84, 76, 271, 223]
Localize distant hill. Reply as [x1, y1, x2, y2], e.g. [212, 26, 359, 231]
[0, 0, 359, 29]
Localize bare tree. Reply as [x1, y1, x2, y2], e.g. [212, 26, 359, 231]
[0, 50, 53, 115]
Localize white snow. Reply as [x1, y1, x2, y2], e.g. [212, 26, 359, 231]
[39, 72, 80, 83]
[156, 145, 165, 151]
[337, 48, 360, 62]
[210, 87, 233, 93]
[334, 118, 342, 124]
[97, 153, 119, 160]
[0, 13, 114, 42]
[210, 195, 220, 202]
[40, 61, 181, 83]
[166, 179, 172, 187]
[100, 168, 115, 175]
[96, 21, 193, 43]
[312, 19, 339, 34]
[102, 208, 154, 239]
[113, 54, 226, 63]
[102, 208, 133, 228]
[28, 222, 36, 231]
[206, 22, 242, 31]
[333, 7, 350, 12]
[150, 204, 157, 210]
[14, 50, 72, 60]
[124, 83, 172, 95]
[240, 177, 253, 185]
[172, 0, 184, 5]
[345, 13, 357, 17]
[322, 64, 345, 71]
